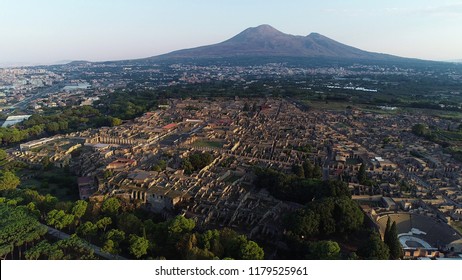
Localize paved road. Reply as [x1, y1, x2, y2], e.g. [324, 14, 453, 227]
[10, 83, 64, 110]
[45, 224, 127, 260]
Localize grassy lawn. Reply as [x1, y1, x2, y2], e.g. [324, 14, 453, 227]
[301, 100, 351, 111]
[19, 167, 79, 201]
[452, 221, 462, 235]
[298, 97, 462, 121]
[193, 140, 224, 148]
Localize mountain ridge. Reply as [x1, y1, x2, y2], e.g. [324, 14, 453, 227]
[148, 24, 404, 62]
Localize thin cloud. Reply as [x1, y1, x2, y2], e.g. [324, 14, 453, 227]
[385, 4, 462, 17]
[420, 4, 462, 17]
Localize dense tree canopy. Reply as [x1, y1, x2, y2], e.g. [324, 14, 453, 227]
[254, 167, 350, 204]
[307, 240, 341, 260]
[385, 221, 403, 260]
[46, 210, 74, 231]
[101, 197, 121, 216]
[0, 148, 7, 161]
[0, 170, 20, 191]
[285, 197, 364, 238]
[0, 203, 48, 259]
[71, 200, 88, 223]
[358, 232, 390, 260]
[128, 234, 149, 259]
[25, 240, 64, 260]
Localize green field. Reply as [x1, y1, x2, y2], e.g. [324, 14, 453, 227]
[193, 140, 224, 148]
[19, 167, 79, 201]
[452, 221, 462, 235]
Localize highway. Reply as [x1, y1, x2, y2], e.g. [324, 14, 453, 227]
[10, 81, 67, 110]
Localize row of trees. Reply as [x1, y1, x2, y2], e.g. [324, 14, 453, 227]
[0, 203, 48, 260]
[24, 235, 96, 260]
[2, 187, 264, 260]
[383, 217, 404, 259]
[285, 196, 364, 238]
[291, 159, 322, 179]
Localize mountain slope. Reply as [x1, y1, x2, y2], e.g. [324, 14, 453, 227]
[151, 24, 400, 61]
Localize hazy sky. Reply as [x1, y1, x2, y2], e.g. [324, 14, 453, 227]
[1, 0, 462, 66]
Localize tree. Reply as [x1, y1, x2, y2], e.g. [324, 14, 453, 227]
[55, 235, 96, 260]
[240, 240, 264, 260]
[251, 102, 258, 112]
[101, 197, 121, 216]
[96, 217, 112, 232]
[36, 194, 58, 217]
[313, 164, 322, 179]
[77, 222, 98, 241]
[129, 234, 149, 259]
[302, 160, 314, 178]
[199, 229, 223, 257]
[358, 232, 390, 260]
[412, 124, 427, 136]
[25, 240, 64, 260]
[334, 197, 364, 233]
[308, 240, 340, 260]
[292, 164, 305, 178]
[106, 229, 126, 243]
[109, 117, 122, 127]
[357, 163, 367, 184]
[218, 229, 264, 260]
[0, 204, 47, 260]
[117, 213, 142, 235]
[46, 210, 74, 231]
[285, 209, 319, 238]
[386, 221, 403, 260]
[0, 148, 7, 161]
[168, 215, 195, 235]
[0, 170, 20, 191]
[71, 200, 88, 225]
[184, 152, 213, 173]
[181, 159, 194, 174]
[383, 217, 391, 245]
[152, 160, 167, 172]
[102, 239, 118, 255]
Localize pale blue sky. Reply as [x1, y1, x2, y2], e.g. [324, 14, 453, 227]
[1, 0, 462, 65]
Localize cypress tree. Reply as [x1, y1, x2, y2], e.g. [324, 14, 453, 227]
[387, 221, 403, 259]
[303, 160, 314, 178]
[357, 163, 367, 184]
[384, 217, 391, 245]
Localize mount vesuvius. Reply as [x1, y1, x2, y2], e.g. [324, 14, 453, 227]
[147, 24, 406, 62]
